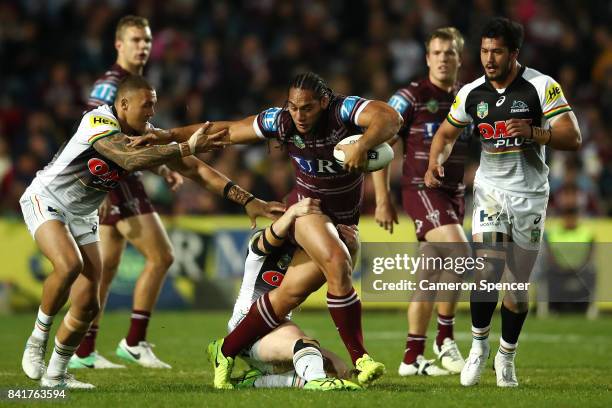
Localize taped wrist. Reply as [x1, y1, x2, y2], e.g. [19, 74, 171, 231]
[179, 141, 192, 157]
[225, 182, 254, 206]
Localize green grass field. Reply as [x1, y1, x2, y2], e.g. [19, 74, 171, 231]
[1, 310, 611, 407]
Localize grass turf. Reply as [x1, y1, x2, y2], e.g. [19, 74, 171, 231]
[1, 310, 611, 407]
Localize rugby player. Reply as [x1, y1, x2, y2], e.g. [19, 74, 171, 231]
[72, 15, 179, 369]
[20, 75, 282, 388]
[132, 72, 403, 388]
[425, 18, 581, 387]
[372, 27, 469, 376]
[229, 198, 361, 391]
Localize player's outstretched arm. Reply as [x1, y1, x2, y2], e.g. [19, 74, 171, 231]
[167, 155, 286, 228]
[425, 119, 463, 188]
[129, 116, 262, 147]
[93, 125, 227, 171]
[255, 198, 322, 254]
[339, 101, 403, 172]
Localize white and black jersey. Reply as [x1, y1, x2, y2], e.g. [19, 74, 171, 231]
[227, 231, 296, 332]
[447, 66, 572, 197]
[27, 105, 128, 216]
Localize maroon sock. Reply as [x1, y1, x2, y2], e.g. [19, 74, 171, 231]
[76, 324, 99, 358]
[327, 288, 367, 365]
[403, 334, 426, 364]
[221, 292, 280, 357]
[436, 313, 455, 346]
[126, 310, 151, 346]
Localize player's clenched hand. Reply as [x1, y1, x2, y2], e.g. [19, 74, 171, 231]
[163, 170, 183, 192]
[287, 198, 322, 219]
[424, 165, 444, 188]
[337, 224, 360, 256]
[336, 142, 367, 173]
[375, 198, 399, 234]
[245, 199, 286, 229]
[505, 118, 532, 139]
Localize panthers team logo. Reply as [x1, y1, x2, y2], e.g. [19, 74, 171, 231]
[426, 99, 439, 113]
[292, 135, 306, 149]
[510, 100, 530, 113]
[477, 101, 488, 119]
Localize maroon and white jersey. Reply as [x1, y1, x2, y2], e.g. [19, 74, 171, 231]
[388, 78, 472, 194]
[253, 96, 371, 225]
[87, 63, 130, 110]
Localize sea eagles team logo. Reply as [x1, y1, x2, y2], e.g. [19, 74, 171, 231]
[426, 99, 439, 113]
[477, 101, 488, 119]
[292, 135, 306, 149]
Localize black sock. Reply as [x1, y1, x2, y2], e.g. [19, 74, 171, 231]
[500, 303, 528, 345]
[470, 289, 498, 329]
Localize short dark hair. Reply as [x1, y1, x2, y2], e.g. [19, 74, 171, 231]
[481, 17, 524, 51]
[289, 72, 332, 100]
[116, 75, 154, 99]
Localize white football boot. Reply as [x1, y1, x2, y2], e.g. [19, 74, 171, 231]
[494, 350, 519, 387]
[398, 355, 450, 376]
[69, 351, 126, 369]
[22, 336, 47, 380]
[433, 338, 465, 374]
[41, 372, 95, 389]
[116, 338, 171, 368]
[460, 340, 490, 386]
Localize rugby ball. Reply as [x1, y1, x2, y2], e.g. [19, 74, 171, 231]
[333, 134, 394, 172]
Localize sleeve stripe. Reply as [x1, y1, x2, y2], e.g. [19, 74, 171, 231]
[88, 129, 119, 144]
[447, 113, 470, 128]
[252, 117, 266, 139]
[543, 104, 571, 118]
[353, 99, 371, 125]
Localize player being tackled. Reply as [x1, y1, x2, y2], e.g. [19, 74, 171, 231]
[208, 198, 362, 391]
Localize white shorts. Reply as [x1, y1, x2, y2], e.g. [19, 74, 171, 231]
[472, 183, 548, 250]
[20, 191, 99, 246]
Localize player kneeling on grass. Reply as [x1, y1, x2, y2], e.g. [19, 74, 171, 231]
[224, 198, 361, 391]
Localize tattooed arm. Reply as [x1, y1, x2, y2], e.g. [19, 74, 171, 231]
[92, 125, 227, 172]
[92, 133, 184, 172]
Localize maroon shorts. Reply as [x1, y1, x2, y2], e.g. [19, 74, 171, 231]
[99, 173, 155, 226]
[402, 187, 465, 241]
[284, 189, 358, 247]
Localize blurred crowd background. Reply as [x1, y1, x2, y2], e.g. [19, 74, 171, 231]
[1, 0, 611, 219]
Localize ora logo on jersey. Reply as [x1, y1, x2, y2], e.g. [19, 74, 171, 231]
[292, 155, 341, 174]
[478, 119, 533, 148]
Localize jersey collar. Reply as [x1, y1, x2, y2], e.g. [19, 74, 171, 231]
[485, 64, 526, 94]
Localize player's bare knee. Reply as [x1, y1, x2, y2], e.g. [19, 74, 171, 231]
[146, 246, 174, 271]
[54, 255, 84, 281]
[322, 249, 352, 283]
